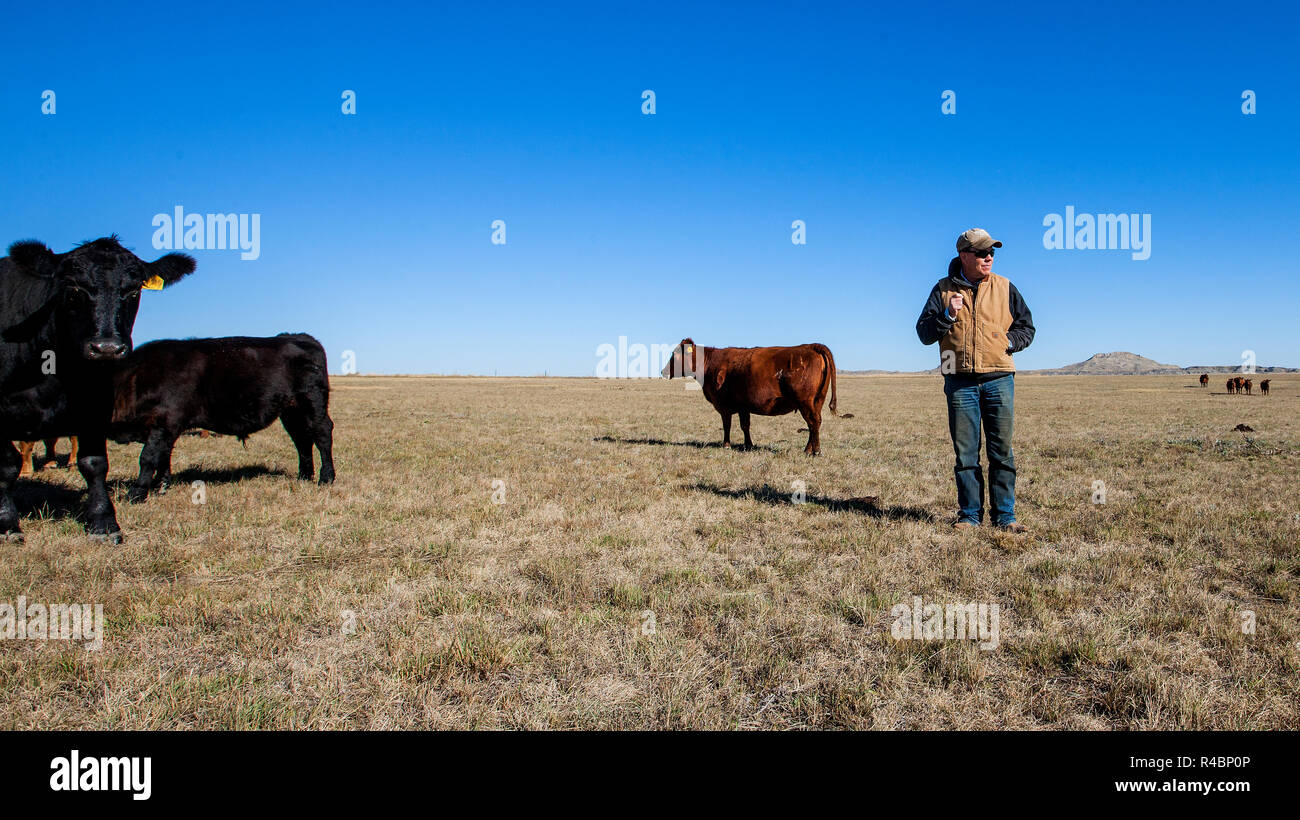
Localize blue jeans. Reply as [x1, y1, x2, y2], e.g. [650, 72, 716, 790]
[943, 373, 1016, 525]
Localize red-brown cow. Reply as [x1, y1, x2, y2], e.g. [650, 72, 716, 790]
[661, 339, 848, 455]
[1260, 379, 1271, 395]
[16, 437, 77, 477]
[1244, 378, 1253, 394]
[1199, 373, 1209, 388]
[1226, 378, 1236, 394]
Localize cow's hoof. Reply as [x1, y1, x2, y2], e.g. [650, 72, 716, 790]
[3, 531, 24, 544]
[88, 531, 123, 545]
[125, 488, 149, 504]
[318, 475, 335, 485]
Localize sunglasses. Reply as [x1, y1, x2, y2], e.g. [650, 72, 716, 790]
[966, 248, 995, 258]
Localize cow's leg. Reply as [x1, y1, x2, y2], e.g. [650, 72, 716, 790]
[127, 429, 175, 503]
[67, 436, 78, 469]
[42, 437, 58, 468]
[280, 411, 315, 480]
[76, 437, 120, 542]
[739, 411, 753, 450]
[18, 441, 35, 477]
[313, 414, 335, 485]
[720, 411, 733, 448]
[798, 403, 822, 456]
[151, 436, 176, 495]
[0, 441, 24, 541]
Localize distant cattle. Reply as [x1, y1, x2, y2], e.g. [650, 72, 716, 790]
[0, 237, 195, 542]
[109, 334, 335, 502]
[1260, 379, 1270, 395]
[1226, 378, 1236, 394]
[1244, 378, 1253, 395]
[660, 339, 848, 455]
[17, 437, 77, 476]
[1199, 373, 1209, 388]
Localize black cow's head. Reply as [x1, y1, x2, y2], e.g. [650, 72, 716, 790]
[3, 236, 195, 360]
[661, 338, 703, 380]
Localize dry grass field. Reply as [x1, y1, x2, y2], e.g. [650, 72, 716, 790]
[1, 374, 1297, 729]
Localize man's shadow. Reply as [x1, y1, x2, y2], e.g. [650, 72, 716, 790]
[594, 435, 779, 453]
[689, 482, 936, 521]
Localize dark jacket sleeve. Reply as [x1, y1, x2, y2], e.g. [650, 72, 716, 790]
[1006, 283, 1035, 353]
[916, 282, 955, 345]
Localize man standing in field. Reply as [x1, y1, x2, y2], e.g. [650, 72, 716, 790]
[916, 229, 1036, 532]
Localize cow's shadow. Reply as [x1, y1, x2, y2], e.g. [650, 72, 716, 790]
[11, 480, 85, 522]
[106, 464, 291, 492]
[594, 435, 780, 453]
[15, 464, 296, 521]
[27, 454, 76, 471]
[689, 482, 936, 522]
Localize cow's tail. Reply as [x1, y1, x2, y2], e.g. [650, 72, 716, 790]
[811, 344, 851, 418]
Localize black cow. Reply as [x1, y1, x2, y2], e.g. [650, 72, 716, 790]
[0, 237, 195, 542]
[109, 334, 335, 502]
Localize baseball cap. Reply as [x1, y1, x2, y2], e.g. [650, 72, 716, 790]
[956, 228, 1003, 252]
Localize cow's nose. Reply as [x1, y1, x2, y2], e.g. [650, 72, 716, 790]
[84, 338, 128, 359]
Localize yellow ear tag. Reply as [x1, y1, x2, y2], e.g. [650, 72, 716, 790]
[141, 275, 165, 291]
[685, 345, 694, 353]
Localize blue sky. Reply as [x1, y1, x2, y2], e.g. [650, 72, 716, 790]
[1, 0, 1295, 375]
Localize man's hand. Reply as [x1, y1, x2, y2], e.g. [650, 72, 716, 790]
[948, 293, 964, 315]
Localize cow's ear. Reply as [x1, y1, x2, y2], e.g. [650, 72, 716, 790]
[709, 363, 725, 390]
[144, 253, 196, 288]
[7, 240, 57, 278]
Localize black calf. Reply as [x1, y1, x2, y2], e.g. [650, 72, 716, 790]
[110, 333, 335, 502]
